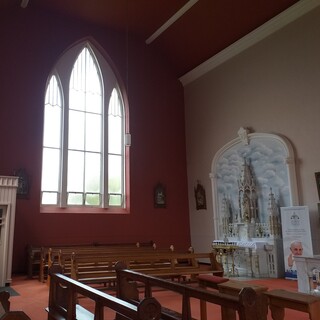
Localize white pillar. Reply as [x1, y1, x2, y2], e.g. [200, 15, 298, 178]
[0, 176, 18, 286]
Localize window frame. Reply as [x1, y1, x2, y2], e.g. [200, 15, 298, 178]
[40, 40, 130, 214]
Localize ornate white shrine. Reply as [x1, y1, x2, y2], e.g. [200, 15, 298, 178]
[210, 128, 299, 278]
[0, 176, 18, 286]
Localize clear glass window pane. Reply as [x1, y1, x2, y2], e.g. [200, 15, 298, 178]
[108, 89, 122, 116]
[69, 49, 86, 112]
[41, 148, 60, 191]
[108, 89, 122, 155]
[69, 110, 85, 150]
[45, 75, 61, 106]
[85, 50, 102, 114]
[85, 193, 100, 206]
[86, 113, 101, 152]
[86, 91, 102, 114]
[68, 193, 83, 205]
[69, 89, 85, 111]
[41, 75, 62, 206]
[108, 114, 122, 155]
[67, 150, 84, 192]
[42, 192, 58, 205]
[108, 154, 122, 193]
[85, 153, 101, 193]
[43, 99, 61, 148]
[70, 47, 102, 114]
[109, 194, 122, 206]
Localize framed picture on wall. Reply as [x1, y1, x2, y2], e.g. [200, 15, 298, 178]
[194, 181, 207, 210]
[15, 168, 30, 199]
[154, 183, 166, 208]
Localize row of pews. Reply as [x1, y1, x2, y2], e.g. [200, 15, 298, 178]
[28, 242, 224, 286]
[47, 266, 162, 320]
[27, 241, 156, 281]
[3, 258, 320, 319]
[46, 263, 320, 320]
[47, 263, 259, 320]
[67, 251, 224, 287]
[24, 242, 320, 319]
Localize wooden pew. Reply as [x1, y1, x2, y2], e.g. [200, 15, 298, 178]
[56, 241, 160, 266]
[37, 240, 155, 282]
[264, 289, 320, 320]
[68, 251, 223, 287]
[56, 244, 182, 282]
[217, 279, 268, 320]
[26, 244, 42, 279]
[46, 265, 161, 320]
[115, 262, 258, 320]
[0, 291, 31, 320]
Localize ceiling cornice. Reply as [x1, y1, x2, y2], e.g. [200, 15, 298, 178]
[180, 0, 320, 86]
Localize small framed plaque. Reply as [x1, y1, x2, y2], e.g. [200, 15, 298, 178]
[154, 183, 166, 208]
[15, 168, 30, 199]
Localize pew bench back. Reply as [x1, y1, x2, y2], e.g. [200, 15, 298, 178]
[68, 251, 223, 286]
[36, 241, 155, 282]
[47, 266, 161, 320]
[115, 263, 258, 320]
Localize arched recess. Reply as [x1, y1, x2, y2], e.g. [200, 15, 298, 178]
[209, 127, 299, 240]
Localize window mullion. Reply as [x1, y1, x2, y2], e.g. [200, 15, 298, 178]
[103, 94, 108, 208]
[60, 85, 69, 207]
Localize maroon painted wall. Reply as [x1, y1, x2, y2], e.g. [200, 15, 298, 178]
[0, 6, 190, 273]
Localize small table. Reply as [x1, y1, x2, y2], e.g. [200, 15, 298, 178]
[212, 243, 239, 276]
[217, 280, 268, 320]
[264, 289, 320, 320]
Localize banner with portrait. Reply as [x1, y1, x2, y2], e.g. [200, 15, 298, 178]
[281, 206, 313, 279]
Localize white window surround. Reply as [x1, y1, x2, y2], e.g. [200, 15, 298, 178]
[209, 128, 299, 239]
[40, 39, 130, 214]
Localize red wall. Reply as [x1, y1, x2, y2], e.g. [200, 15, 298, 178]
[0, 7, 190, 273]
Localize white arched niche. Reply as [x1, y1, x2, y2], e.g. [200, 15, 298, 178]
[209, 127, 299, 240]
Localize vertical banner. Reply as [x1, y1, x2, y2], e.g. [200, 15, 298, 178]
[281, 206, 313, 279]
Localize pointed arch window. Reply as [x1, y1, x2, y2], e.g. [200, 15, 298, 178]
[41, 42, 129, 212]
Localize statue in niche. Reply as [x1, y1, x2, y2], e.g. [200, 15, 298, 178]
[242, 194, 250, 222]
